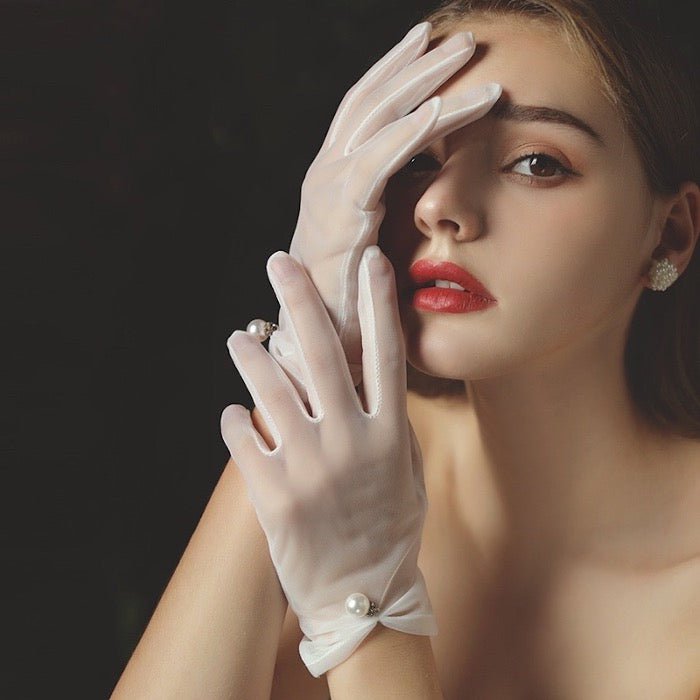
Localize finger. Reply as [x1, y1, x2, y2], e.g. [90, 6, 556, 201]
[330, 98, 441, 352]
[428, 83, 503, 145]
[220, 403, 285, 502]
[350, 83, 501, 212]
[266, 251, 360, 420]
[356, 245, 407, 420]
[344, 30, 476, 154]
[227, 329, 309, 439]
[346, 95, 442, 213]
[322, 21, 431, 152]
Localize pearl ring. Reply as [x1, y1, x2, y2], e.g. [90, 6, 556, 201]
[246, 318, 278, 342]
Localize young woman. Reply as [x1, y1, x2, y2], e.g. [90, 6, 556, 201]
[112, 1, 700, 698]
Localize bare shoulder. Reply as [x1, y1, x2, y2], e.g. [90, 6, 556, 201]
[270, 605, 330, 700]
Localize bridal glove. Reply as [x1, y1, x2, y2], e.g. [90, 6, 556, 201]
[221, 247, 432, 677]
[267, 21, 502, 400]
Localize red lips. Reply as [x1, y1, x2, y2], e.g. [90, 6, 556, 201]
[408, 259, 495, 300]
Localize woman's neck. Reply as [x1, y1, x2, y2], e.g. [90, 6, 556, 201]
[410, 317, 695, 571]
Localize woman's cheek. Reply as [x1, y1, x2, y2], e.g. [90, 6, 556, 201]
[490, 183, 622, 344]
[512, 173, 648, 366]
[487, 185, 586, 294]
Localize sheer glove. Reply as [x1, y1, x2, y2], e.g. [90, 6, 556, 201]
[221, 246, 432, 677]
[268, 21, 502, 400]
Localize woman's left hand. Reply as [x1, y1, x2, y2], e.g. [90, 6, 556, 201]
[220, 245, 436, 678]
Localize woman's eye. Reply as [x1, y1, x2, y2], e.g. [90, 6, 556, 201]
[396, 150, 576, 184]
[507, 152, 573, 181]
[398, 152, 441, 176]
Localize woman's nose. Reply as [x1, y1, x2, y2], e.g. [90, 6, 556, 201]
[413, 169, 484, 242]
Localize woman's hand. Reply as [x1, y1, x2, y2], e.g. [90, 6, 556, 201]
[221, 246, 435, 678]
[268, 21, 501, 399]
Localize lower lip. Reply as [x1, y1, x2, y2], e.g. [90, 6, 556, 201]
[410, 287, 496, 313]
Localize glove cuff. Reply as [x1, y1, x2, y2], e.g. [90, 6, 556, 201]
[297, 569, 437, 678]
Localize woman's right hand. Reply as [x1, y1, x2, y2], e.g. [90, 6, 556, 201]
[268, 21, 502, 401]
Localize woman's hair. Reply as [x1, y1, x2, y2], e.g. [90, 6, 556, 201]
[404, 0, 700, 439]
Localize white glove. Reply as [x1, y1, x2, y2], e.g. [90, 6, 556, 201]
[268, 21, 502, 400]
[221, 246, 433, 677]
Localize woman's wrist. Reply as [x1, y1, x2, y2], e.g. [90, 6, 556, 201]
[326, 625, 443, 699]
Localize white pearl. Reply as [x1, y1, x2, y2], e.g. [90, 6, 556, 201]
[246, 319, 269, 342]
[345, 592, 370, 617]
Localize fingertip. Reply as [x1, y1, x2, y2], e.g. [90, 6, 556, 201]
[220, 402, 244, 440]
[222, 401, 246, 415]
[226, 329, 248, 356]
[413, 95, 442, 123]
[362, 245, 392, 277]
[406, 21, 431, 43]
[485, 82, 503, 102]
[267, 250, 297, 283]
[362, 244, 381, 263]
[267, 250, 289, 267]
[427, 94, 442, 111]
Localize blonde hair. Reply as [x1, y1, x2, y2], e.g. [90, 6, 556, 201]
[404, 0, 700, 438]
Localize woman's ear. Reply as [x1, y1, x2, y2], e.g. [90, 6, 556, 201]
[648, 180, 700, 278]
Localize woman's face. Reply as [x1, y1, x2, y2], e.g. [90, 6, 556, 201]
[381, 16, 663, 381]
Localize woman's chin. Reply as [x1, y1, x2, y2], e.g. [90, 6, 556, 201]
[405, 340, 519, 382]
[406, 360, 453, 381]
[402, 323, 494, 380]
[406, 352, 472, 382]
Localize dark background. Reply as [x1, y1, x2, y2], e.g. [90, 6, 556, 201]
[4, 1, 434, 697]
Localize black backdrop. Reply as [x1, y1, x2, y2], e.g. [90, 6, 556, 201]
[5, 1, 434, 697]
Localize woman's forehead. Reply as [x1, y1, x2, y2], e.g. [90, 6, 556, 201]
[430, 16, 624, 146]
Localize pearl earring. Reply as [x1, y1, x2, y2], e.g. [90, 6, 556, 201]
[647, 257, 679, 292]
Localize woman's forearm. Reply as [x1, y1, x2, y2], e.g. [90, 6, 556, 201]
[111, 459, 287, 700]
[326, 626, 444, 699]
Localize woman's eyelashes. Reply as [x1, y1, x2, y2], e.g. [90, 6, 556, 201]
[397, 150, 579, 186]
[504, 152, 578, 185]
[398, 151, 441, 177]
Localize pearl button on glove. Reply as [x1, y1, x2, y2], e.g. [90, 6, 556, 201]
[221, 246, 434, 677]
[268, 21, 502, 401]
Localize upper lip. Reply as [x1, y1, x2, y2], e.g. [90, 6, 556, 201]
[408, 259, 495, 300]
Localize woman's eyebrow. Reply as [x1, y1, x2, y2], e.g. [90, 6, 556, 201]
[489, 99, 605, 147]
